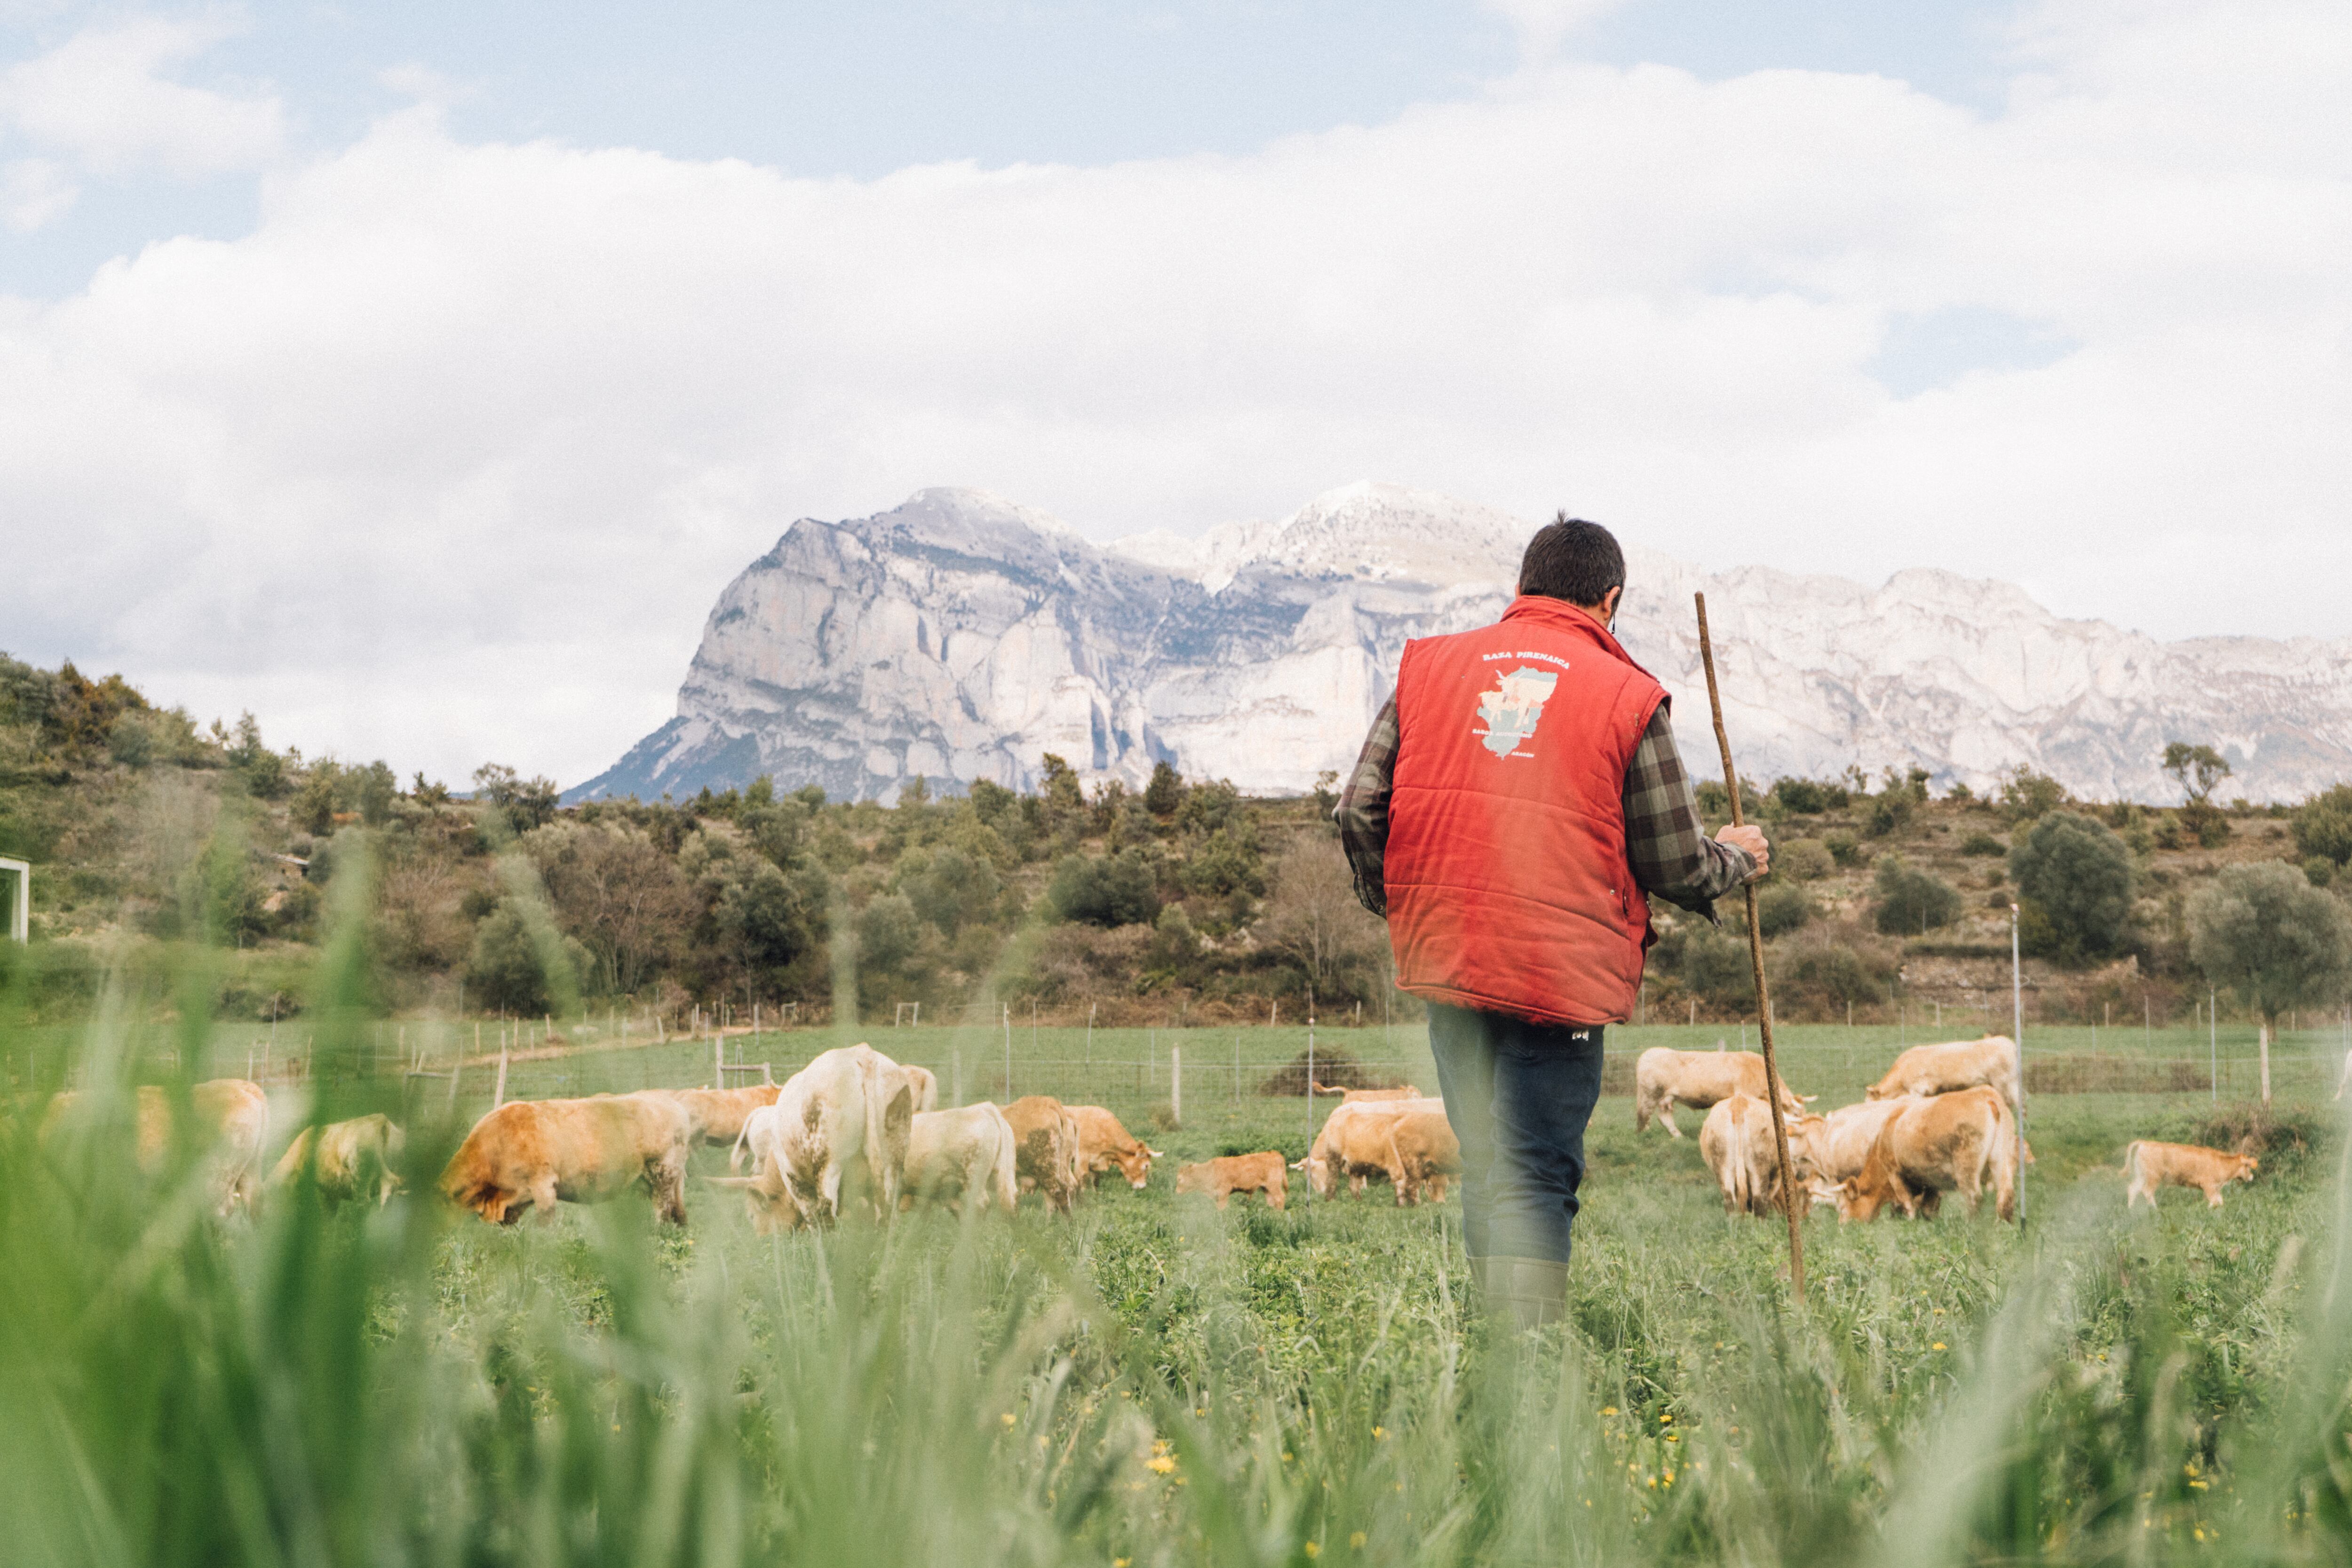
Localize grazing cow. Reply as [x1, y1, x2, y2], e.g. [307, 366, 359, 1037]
[1069, 1105, 1161, 1189]
[440, 1091, 691, 1226]
[1788, 1098, 1914, 1206]
[1382, 1107, 1462, 1206]
[1002, 1095, 1083, 1215]
[715, 1044, 916, 1232]
[269, 1113, 405, 1208]
[1295, 1097, 1446, 1200]
[902, 1103, 1019, 1215]
[1699, 1093, 1779, 1216]
[1176, 1152, 1288, 1210]
[1864, 1036, 2021, 1113]
[2125, 1140, 2258, 1209]
[1633, 1048, 1810, 1138]
[905, 1066, 940, 1114]
[660, 1084, 782, 1147]
[1825, 1087, 2016, 1223]
[44, 1078, 270, 1215]
[1311, 1082, 1424, 1102]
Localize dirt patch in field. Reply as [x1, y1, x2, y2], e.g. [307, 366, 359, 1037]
[1257, 1047, 1408, 1097]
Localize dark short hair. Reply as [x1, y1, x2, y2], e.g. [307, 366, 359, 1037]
[1517, 513, 1625, 606]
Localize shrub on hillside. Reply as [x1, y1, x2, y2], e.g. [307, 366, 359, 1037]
[1755, 881, 1815, 937]
[1679, 924, 1755, 1011]
[1779, 839, 1834, 882]
[1824, 831, 1861, 868]
[1997, 767, 2067, 825]
[1959, 831, 2006, 857]
[1768, 776, 1850, 816]
[1769, 927, 1898, 1016]
[2294, 783, 2352, 868]
[2009, 810, 2136, 963]
[1872, 855, 1961, 936]
[1048, 850, 1161, 928]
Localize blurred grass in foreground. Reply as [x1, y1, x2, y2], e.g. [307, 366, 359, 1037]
[3, 846, 2352, 1565]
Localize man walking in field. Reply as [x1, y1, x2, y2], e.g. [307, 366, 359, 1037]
[1336, 517, 1769, 1330]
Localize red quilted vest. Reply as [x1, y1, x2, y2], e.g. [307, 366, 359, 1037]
[1384, 596, 1667, 1026]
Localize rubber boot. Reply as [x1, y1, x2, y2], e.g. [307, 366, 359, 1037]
[1483, 1255, 1569, 1333]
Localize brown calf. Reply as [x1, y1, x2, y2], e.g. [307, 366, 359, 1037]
[1176, 1152, 1288, 1210]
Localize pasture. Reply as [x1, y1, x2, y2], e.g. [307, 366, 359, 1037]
[4, 1003, 2349, 1566]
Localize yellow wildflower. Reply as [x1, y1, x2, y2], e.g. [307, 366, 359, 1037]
[1147, 1456, 1176, 1475]
[1001, 1413, 1016, 1427]
[1601, 1406, 1619, 1417]
[1303, 1543, 1320, 1559]
[1933, 1342, 1947, 1351]
[1349, 1533, 1367, 1550]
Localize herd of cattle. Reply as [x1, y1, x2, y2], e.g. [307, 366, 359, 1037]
[1638, 1035, 2260, 1220]
[26, 1034, 2261, 1228]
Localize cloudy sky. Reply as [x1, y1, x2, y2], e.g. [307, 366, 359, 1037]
[2, 0, 2346, 789]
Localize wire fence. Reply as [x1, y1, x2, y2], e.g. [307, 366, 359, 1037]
[15, 1015, 2351, 1128]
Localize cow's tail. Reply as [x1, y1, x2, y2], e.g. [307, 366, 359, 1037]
[729, 1118, 755, 1174]
[865, 1064, 914, 1217]
[2123, 1140, 2146, 1206]
[1724, 1106, 1755, 1215]
[1989, 1096, 2019, 1222]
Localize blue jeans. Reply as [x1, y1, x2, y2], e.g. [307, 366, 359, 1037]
[1426, 1002, 1606, 1265]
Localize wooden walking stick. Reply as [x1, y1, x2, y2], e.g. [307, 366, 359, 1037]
[1694, 592, 1805, 1299]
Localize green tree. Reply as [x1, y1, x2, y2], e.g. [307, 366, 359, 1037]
[1038, 753, 1085, 822]
[1144, 761, 1185, 818]
[2187, 861, 2352, 1101]
[2163, 741, 2233, 848]
[854, 894, 926, 976]
[1872, 855, 1961, 936]
[2293, 783, 2352, 869]
[468, 903, 554, 1014]
[2008, 810, 2136, 963]
[473, 763, 560, 836]
[1996, 767, 2067, 825]
[225, 712, 289, 799]
[2162, 742, 2232, 804]
[899, 845, 1001, 938]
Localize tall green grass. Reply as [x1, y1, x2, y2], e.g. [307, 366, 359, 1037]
[5, 840, 2351, 1564]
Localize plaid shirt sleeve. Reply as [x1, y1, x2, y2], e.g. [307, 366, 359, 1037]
[1335, 695, 1398, 917]
[1624, 699, 1756, 918]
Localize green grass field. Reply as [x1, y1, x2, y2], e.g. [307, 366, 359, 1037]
[6, 986, 2352, 1565]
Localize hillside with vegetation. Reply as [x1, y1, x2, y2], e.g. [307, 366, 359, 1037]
[5, 652, 2351, 1036]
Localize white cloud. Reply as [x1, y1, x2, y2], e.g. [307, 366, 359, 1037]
[0, 13, 284, 178]
[0, 0, 2346, 790]
[1481, 0, 1636, 61]
[1, 151, 71, 228]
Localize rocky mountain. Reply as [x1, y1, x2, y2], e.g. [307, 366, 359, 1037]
[570, 482, 2352, 806]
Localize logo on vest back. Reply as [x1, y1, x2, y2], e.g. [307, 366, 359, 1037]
[1474, 666, 1558, 757]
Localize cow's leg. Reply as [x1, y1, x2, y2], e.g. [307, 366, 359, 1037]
[528, 1174, 561, 1225]
[1635, 1090, 1652, 1133]
[1661, 1098, 1682, 1139]
[652, 1151, 688, 1226]
[2205, 1185, 2225, 1209]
